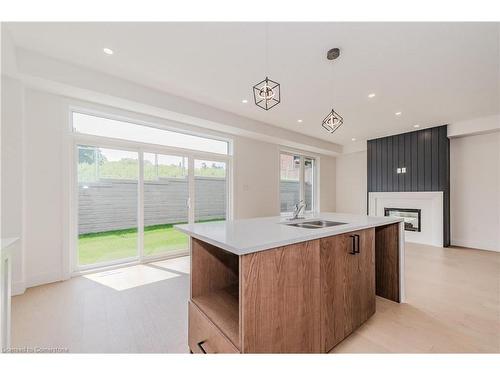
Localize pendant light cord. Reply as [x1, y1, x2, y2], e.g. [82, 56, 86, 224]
[265, 22, 269, 77]
[331, 53, 334, 110]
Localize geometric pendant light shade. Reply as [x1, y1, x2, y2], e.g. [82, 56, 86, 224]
[321, 108, 344, 133]
[253, 76, 281, 111]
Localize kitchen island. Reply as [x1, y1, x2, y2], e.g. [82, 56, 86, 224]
[176, 212, 404, 353]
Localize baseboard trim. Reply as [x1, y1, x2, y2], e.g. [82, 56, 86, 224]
[12, 281, 26, 296]
[25, 271, 64, 289]
[451, 240, 499, 252]
[404, 240, 443, 248]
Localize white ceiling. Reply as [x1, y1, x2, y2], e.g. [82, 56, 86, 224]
[5, 22, 499, 146]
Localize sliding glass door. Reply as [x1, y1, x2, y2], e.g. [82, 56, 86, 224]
[77, 145, 139, 266]
[76, 147, 230, 269]
[143, 153, 189, 257]
[194, 159, 227, 223]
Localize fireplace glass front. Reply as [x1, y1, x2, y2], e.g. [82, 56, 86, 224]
[384, 207, 421, 232]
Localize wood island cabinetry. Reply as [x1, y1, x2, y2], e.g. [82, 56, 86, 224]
[188, 223, 399, 354]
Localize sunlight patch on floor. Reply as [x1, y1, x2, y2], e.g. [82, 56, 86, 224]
[150, 256, 190, 274]
[83, 264, 180, 291]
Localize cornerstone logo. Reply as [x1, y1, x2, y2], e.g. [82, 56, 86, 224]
[2, 347, 69, 353]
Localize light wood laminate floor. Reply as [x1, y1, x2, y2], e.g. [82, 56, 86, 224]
[11, 243, 500, 353]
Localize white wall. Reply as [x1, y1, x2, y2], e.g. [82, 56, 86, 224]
[319, 156, 337, 212]
[22, 89, 68, 286]
[233, 137, 280, 219]
[233, 138, 337, 219]
[450, 132, 500, 252]
[335, 151, 367, 214]
[1, 77, 25, 294]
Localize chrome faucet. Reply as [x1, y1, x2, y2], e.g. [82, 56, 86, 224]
[290, 200, 306, 220]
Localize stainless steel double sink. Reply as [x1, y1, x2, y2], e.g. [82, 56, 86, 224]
[285, 220, 347, 229]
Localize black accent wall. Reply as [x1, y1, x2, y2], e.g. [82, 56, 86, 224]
[367, 125, 450, 246]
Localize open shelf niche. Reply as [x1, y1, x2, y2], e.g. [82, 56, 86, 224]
[190, 238, 240, 348]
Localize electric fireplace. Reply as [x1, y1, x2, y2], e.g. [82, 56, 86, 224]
[384, 207, 421, 232]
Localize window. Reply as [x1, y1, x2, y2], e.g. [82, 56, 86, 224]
[73, 112, 229, 155]
[280, 154, 300, 213]
[280, 152, 317, 214]
[304, 157, 315, 211]
[73, 111, 232, 270]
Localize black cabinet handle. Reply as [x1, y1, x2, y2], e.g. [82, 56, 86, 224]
[354, 234, 360, 253]
[349, 235, 356, 255]
[197, 340, 207, 354]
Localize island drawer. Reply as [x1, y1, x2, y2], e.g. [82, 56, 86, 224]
[188, 301, 239, 354]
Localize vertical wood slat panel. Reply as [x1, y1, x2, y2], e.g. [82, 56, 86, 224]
[392, 135, 399, 191]
[368, 126, 449, 193]
[368, 127, 449, 193]
[411, 131, 419, 192]
[431, 127, 440, 190]
[446, 130, 450, 245]
[404, 133, 412, 191]
[367, 141, 372, 191]
[424, 129, 432, 190]
[387, 137, 393, 192]
[438, 126, 447, 190]
[381, 137, 388, 191]
[385, 137, 391, 192]
[377, 139, 384, 191]
[371, 140, 377, 191]
[398, 134, 405, 190]
[373, 140, 378, 191]
[376, 139, 382, 191]
[417, 132, 425, 191]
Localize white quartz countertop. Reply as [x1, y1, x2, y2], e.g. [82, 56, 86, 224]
[175, 212, 402, 255]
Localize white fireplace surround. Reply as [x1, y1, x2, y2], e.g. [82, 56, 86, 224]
[369, 192, 444, 247]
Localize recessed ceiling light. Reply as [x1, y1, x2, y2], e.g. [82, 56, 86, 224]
[103, 47, 114, 55]
[297, 119, 303, 123]
[351, 137, 357, 141]
[395, 111, 402, 116]
[368, 93, 376, 99]
[241, 99, 248, 104]
[413, 124, 420, 128]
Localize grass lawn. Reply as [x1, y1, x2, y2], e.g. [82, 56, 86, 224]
[79, 223, 189, 265]
[78, 219, 223, 266]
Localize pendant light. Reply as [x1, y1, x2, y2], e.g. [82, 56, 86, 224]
[322, 48, 343, 133]
[253, 23, 281, 110]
